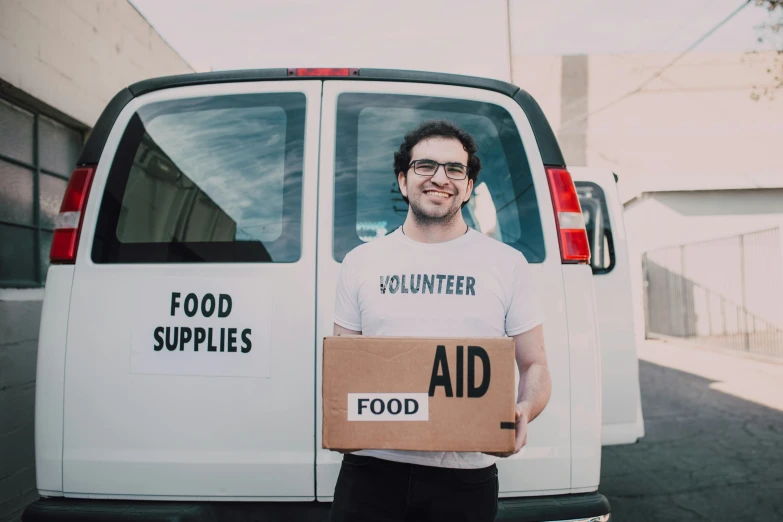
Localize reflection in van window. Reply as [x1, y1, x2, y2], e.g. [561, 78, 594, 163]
[468, 182, 501, 241]
[120, 107, 287, 243]
[333, 93, 544, 263]
[92, 93, 306, 263]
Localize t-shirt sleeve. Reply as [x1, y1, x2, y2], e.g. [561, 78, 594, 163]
[505, 256, 544, 336]
[333, 251, 362, 331]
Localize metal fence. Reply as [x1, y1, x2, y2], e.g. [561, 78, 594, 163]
[643, 227, 783, 357]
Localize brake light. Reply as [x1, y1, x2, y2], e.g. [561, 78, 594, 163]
[287, 68, 359, 77]
[545, 167, 590, 264]
[50, 166, 96, 264]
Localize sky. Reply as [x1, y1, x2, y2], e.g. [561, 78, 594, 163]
[509, 0, 779, 55]
[130, 0, 512, 78]
[131, 0, 781, 78]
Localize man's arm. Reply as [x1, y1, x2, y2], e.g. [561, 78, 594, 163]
[490, 324, 551, 457]
[334, 323, 361, 336]
[514, 324, 551, 428]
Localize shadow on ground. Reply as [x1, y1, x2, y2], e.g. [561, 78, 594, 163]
[601, 360, 783, 521]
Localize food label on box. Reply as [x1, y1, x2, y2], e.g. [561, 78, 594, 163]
[347, 393, 429, 421]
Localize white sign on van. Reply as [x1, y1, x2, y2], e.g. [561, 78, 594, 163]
[130, 278, 271, 378]
[347, 393, 429, 421]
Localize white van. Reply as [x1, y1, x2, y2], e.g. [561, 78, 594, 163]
[25, 68, 643, 522]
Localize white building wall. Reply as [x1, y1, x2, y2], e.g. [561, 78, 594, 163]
[0, 0, 194, 127]
[512, 54, 563, 135]
[512, 50, 783, 199]
[512, 50, 783, 343]
[586, 52, 783, 197]
[624, 190, 783, 340]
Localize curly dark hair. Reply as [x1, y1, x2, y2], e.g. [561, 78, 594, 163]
[393, 120, 481, 206]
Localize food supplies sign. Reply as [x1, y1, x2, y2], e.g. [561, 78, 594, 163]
[131, 278, 271, 378]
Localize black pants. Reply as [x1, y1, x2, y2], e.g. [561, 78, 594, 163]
[329, 454, 499, 522]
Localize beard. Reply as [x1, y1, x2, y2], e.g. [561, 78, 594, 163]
[407, 189, 464, 229]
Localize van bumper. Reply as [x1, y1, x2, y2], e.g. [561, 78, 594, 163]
[23, 492, 610, 521]
[497, 492, 610, 521]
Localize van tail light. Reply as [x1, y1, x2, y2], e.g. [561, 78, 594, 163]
[50, 166, 96, 264]
[545, 167, 590, 264]
[288, 68, 359, 77]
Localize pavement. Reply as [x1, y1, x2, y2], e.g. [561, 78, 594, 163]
[601, 340, 783, 521]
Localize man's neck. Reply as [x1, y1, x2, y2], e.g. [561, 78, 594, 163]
[401, 214, 469, 244]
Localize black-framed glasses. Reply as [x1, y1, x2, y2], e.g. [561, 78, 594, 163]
[408, 159, 469, 180]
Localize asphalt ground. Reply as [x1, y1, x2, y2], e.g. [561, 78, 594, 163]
[601, 341, 783, 521]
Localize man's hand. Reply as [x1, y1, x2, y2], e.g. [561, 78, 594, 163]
[485, 326, 550, 458]
[512, 403, 529, 454]
[485, 403, 529, 458]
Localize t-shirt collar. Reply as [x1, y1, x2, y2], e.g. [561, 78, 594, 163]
[392, 226, 476, 249]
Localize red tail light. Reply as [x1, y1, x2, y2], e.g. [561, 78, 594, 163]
[546, 167, 590, 264]
[50, 166, 96, 264]
[287, 68, 359, 77]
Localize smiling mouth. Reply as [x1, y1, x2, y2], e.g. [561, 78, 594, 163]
[423, 190, 452, 199]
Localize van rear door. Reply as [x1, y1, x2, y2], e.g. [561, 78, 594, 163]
[316, 80, 573, 498]
[62, 81, 321, 498]
[571, 166, 645, 445]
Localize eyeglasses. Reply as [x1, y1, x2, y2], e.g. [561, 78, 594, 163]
[408, 159, 469, 180]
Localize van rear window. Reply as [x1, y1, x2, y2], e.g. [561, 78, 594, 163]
[333, 93, 545, 263]
[92, 93, 306, 263]
[575, 181, 615, 274]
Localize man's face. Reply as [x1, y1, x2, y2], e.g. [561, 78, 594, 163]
[398, 137, 474, 224]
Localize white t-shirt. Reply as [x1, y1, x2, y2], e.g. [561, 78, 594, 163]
[333, 227, 543, 469]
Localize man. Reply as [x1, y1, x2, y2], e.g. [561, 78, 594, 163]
[330, 120, 551, 522]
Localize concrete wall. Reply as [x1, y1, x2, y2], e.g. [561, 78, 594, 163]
[0, 2, 193, 520]
[558, 55, 588, 165]
[0, 0, 194, 127]
[624, 189, 783, 344]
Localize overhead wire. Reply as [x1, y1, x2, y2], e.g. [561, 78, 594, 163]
[558, 0, 753, 132]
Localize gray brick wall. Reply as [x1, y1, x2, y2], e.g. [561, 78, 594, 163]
[0, 299, 42, 522]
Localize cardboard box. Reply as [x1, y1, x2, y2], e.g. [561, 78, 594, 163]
[322, 336, 516, 452]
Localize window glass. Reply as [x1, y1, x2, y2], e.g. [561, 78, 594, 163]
[575, 181, 615, 274]
[93, 92, 306, 263]
[0, 96, 83, 287]
[40, 115, 82, 175]
[39, 173, 68, 229]
[334, 93, 544, 263]
[40, 230, 53, 283]
[0, 98, 34, 164]
[0, 224, 35, 282]
[0, 161, 34, 226]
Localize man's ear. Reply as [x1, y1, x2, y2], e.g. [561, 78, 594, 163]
[397, 171, 408, 198]
[463, 178, 474, 204]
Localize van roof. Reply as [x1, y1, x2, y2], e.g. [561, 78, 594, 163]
[78, 68, 565, 168]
